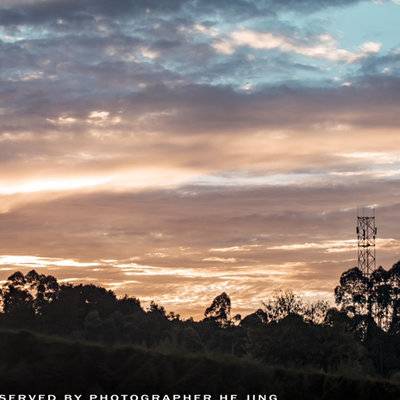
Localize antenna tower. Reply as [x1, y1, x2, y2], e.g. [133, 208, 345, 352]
[356, 208, 377, 277]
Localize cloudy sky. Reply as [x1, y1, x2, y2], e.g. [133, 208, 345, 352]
[1, 0, 400, 317]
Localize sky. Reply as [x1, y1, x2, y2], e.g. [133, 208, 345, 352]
[1, 0, 400, 318]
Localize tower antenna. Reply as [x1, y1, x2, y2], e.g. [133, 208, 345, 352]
[356, 207, 377, 277]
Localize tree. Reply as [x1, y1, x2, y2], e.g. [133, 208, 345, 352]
[246, 313, 370, 374]
[370, 267, 392, 330]
[335, 264, 400, 334]
[241, 309, 268, 328]
[303, 300, 330, 325]
[388, 261, 400, 334]
[2, 284, 34, 321]
[116, 295, 143, 315]
[0, 270, 60, 320]
[262, 290, 329, 325]
[204, 292, 231, 326]
[148, 301, 167, 318]
[26, 270, 60, 314]
[262, 290, 304, 322]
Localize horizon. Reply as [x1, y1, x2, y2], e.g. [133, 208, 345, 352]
[1, 0, 400, 318]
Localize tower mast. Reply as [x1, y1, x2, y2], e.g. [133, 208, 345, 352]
[356, 207, 377, 277]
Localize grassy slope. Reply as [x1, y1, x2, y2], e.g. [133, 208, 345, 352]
[0, 329, 399, 400]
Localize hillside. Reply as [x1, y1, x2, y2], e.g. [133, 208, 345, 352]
[0, 329, 399, 400]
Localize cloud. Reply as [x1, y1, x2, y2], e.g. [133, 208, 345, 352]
[202, 257, 237, 263]
[12, 75, 400, 140]
[337, 152, 400, 164]
[212, 29, 381, 62]
[0, 0, 365, 28]
[0, 167, 199, 196]
[0, 0, 187, 26]
[0, 255, 99, 268]
[210, 245, 261, 252]
[359, 48, 400, 76]
[268, 238, 400, 253]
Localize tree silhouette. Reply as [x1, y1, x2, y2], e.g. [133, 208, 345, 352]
[204, 292, 231, 326]
[335, 268, 369, 315]
[2, 271, 34, 322]
[388, 261, 400, 334]
[240, 308, 268, 328]
[263, 290, 304, 322]
[1, 270, 60, 322]
[335, 263, 400, 334]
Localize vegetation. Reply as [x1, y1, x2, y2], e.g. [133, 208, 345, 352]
[1, 262, 400, 398]
[0, 329, 399, 399]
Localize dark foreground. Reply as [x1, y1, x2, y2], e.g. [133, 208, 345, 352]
[0, 329, 399, 400]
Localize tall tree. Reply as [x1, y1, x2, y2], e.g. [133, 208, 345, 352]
[204, 292, 231, 326]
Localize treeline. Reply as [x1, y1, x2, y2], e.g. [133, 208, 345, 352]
[1, 262, 400, 381]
